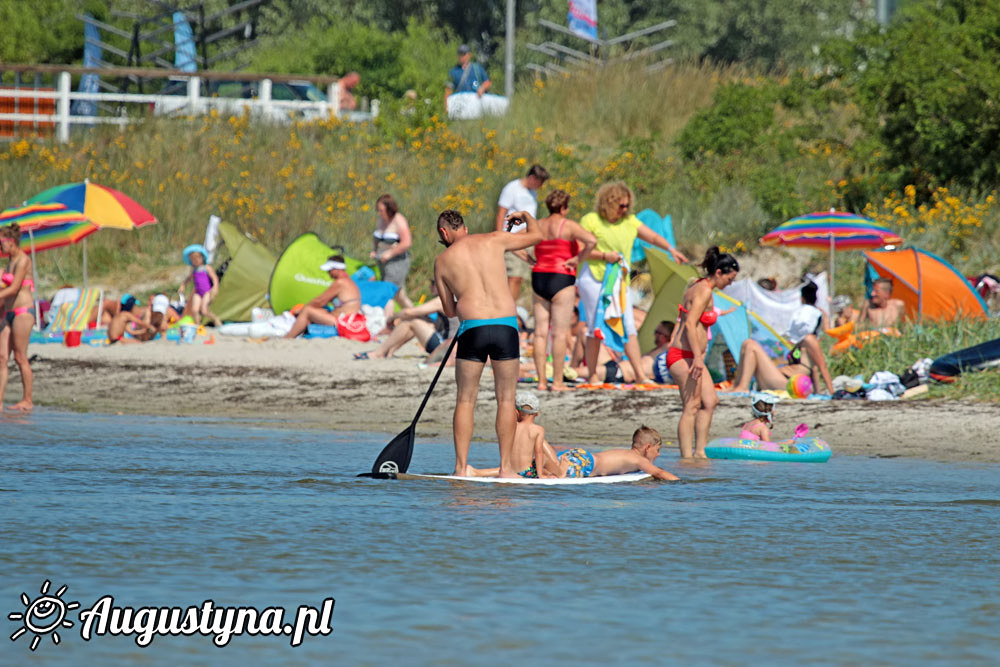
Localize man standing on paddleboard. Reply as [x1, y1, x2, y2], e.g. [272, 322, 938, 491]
[434, 209, 542, 477]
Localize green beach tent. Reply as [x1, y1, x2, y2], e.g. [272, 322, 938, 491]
[213, 222, 277, 323]
[638, 248, 792, 364]
[637, 248, 699, 353]
[269, 233, 378, 314]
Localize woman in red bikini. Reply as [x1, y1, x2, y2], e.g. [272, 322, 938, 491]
[667, 246, 739, 459]
[530, 190, 596, 391]
[0, 223, 35, 411]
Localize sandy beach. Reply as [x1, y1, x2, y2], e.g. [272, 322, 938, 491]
[16, 334, 997, 465]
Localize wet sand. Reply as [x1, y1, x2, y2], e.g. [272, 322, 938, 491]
[19, 335, 1000, 464]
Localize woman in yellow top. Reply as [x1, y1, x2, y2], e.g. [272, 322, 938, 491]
[577, 182, 688, 385]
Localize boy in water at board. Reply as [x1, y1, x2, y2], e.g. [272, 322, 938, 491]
[559, 425, 679, 481]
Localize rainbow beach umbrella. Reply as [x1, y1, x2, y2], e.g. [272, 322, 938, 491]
[0, 202, 90, 228]
[27, 180, 157, 230]
[16, 220, 100, 253]
[27, 180, 157, 286]
[2, 203, 99, 328]
[761, 210, 903, 307]
[0, 202, 97, 259]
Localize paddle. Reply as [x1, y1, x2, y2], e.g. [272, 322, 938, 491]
[358, 335, 459, 478]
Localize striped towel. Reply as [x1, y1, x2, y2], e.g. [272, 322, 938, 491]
[596, 260, 629, 353]
[46, 288, 102, 332]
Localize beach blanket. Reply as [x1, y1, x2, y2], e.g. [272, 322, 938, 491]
[45, 288, 102, 332]
[596, 260, 629, 353]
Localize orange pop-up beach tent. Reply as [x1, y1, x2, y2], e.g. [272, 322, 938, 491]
[863, 247, 988, 321]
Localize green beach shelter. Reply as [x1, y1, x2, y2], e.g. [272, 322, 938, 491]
[212, 222, 277, 323]
[637, 247, 699, 354]
[269, 233, 338, 315]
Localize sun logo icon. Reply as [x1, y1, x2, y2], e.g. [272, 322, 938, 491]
[8, 580, 79, 651]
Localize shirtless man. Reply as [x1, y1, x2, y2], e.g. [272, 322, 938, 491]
[859, 278, 906, 327]
[284, 255, 362, 339]
[434, 208, 542, 477]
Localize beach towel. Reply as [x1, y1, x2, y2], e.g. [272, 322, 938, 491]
[596, 260, 629, 353]
[45, 288, 102, 332]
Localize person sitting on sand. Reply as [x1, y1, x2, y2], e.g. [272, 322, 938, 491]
[132, 294, 180, 342]
[355, 282, 457, 360]
[284, 255, 365, 340]
[107, 295, 157, 345]
[725, 281, 834, 395]
[642, 320, 675, 383]
[832, 295, 859, 327]
[858, 278, 906, 328]
[557, 425, 679, 480]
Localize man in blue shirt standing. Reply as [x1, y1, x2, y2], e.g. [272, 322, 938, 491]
[445, 44, 491, 111]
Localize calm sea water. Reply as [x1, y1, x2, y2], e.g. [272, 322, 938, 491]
[2, 410, 998, 665]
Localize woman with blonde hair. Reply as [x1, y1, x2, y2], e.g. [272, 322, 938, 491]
[577, 181, 688, 385]
[531, 189, 597, 391]
[0, 223, 35, 411]
[372, 193, 414, 308]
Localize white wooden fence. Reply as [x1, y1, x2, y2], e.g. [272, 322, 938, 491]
[0, 66, 378, 142]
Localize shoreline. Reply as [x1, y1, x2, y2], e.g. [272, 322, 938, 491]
[17, 336, 1000, 464]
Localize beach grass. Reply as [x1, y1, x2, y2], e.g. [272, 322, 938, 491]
[826, 318, 1000, 401]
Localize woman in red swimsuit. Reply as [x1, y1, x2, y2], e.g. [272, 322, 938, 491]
[0, 223, 35, 411]
[667, 246, 739, 459]
[531, 190, 596, 391]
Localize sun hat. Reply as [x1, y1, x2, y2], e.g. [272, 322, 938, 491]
[182, 244, 209, 266]
[151, 294, 170, 315]
[515, 391, 540, 415]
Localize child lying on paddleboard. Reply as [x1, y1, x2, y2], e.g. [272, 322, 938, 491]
[558, 425, 679, 481]
[475, 407, 679, 481]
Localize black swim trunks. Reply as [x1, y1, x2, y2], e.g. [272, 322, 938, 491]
[456, 317, 520, 363]
[604, 360, 624, 383]
[531, 272, 576, 302]
[424, 331, 444, 354]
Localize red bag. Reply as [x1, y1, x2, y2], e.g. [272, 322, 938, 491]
[336, 312, 370, 342]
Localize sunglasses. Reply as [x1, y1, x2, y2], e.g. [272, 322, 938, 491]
[618, 201, 631, 210]
[654, 329, 669, 337]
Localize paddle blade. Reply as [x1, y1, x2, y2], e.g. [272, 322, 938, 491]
[369, 427, 415, 476]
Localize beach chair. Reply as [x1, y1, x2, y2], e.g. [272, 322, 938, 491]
[45, 287, 103, 332]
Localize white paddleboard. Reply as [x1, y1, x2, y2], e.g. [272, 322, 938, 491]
[396, 472, 652, 485]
